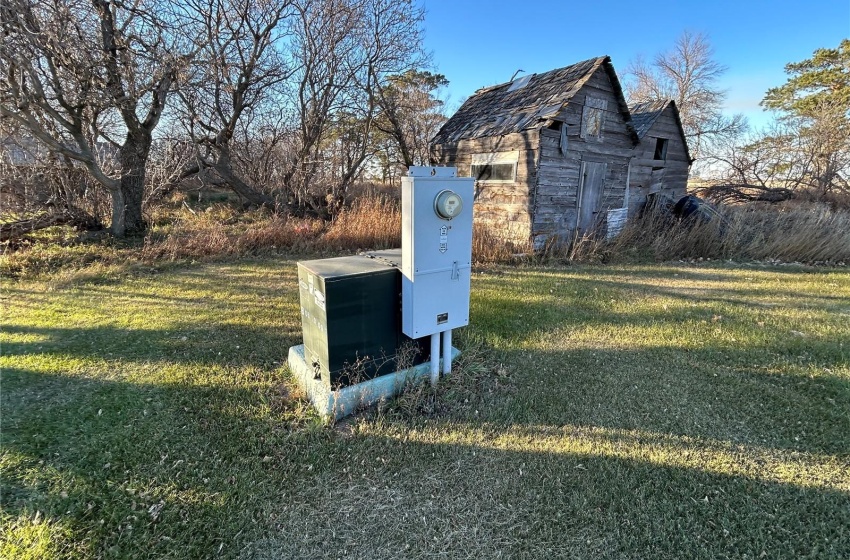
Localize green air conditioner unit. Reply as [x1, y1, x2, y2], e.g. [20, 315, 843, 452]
[297, 250, 429, 389]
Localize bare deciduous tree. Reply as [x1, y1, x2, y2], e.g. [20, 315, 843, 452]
[374, 69, 447, 171]
[176, 0, 294, 208]
[625, 30, 746, 160]
[281, 0, 425, 214]
[0, 0, 196, 236]
[1, 0, 432, 236]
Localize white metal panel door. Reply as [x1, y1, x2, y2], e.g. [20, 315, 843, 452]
[401, 167, 474, 338]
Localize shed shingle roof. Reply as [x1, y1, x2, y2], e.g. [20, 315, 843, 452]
[628, 99, 671, 139]
[433, 56, 637, 145]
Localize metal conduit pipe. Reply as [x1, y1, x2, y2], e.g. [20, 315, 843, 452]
[442, 329, 452, 375]
[430, 333, 440, 386]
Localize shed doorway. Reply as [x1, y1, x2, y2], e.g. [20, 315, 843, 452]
[577, 161, 607, 234]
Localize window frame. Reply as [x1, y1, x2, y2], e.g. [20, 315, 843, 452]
[653, 137, 669, 161]
[470, 150, 519, 184]
[581, 96, 607, 141]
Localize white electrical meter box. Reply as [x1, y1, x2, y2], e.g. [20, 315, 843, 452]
[401, 166, 474, 337]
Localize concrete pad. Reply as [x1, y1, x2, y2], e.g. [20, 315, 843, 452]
[287, 344, 460, 422]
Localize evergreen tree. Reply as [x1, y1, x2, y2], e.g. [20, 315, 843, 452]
[762, 39, 850, 118]
[760, 40, 850, 197]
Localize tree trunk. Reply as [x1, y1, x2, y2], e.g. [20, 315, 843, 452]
[121, 170, 146, 234]
[213, 150, 275, 208]
[214, 167, 275, 207]
[113, 133, 152, 236]
[110, 188, 126, 237]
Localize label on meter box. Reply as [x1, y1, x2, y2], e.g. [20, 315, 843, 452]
[439, 225, 448, 253]
[313, 290, 325, 311]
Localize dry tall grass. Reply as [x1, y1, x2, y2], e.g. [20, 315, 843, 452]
[467, 201, 850, 265]
[611, 202, 850, 264]
[320, 195, 400, 251]
[140, 194, 402, 262]
[471, 223, 534, 264]
[140, 199, 850, 265]
[5, 193, 847, 279]
[140, 210, 325, 262]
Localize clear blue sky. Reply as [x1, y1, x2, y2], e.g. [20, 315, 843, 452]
[421, 0, 849, 128]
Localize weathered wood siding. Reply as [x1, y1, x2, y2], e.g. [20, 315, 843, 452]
[628, 104, 690, 214]
[532, 68, 633, 242]
[431, 131, 537, 242]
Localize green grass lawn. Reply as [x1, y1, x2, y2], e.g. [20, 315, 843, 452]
[2, 258, 849, 559]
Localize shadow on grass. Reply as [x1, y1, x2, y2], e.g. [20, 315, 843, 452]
[2, 322, 301, 368]
[469, 268, 849, 456]
[460, 344, 850, 456]
[243, 430, 850, 559]
[3, 365, 849, 559]
[1, 365, 320, 558]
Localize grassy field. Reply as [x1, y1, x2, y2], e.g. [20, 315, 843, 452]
[2, 258, 849, 558]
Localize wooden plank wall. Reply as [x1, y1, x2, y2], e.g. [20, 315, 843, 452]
[431, 131, 536, 242]
[628, 105, 690, 214]
[532, 68, 633, 242]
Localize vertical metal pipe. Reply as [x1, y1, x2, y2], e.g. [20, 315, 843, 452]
[430, 333, 440, 386]
[441, 329, 452, 375]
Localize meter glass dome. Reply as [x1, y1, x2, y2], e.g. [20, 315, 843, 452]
[434, 190, 463, 219]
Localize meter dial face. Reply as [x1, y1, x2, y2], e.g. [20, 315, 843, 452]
[434, 190, 463, 219]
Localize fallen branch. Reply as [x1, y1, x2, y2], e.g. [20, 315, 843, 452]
[1, 210, 101, 242]
[694, 183, 794, 204]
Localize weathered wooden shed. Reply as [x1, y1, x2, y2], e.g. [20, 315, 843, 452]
[430, 56, 691, 245]
[627, 99, 693, 214]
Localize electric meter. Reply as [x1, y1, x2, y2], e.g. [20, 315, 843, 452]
[434, 190, 463, 220]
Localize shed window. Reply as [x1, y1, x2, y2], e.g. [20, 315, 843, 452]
[472, 163, 515, 182]
[470, 150, 519, 183]
[581, 97, 607, 140]
[654, 138, 668, 161]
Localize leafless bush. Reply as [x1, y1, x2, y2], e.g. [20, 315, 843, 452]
[1, 128, 107, 241]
